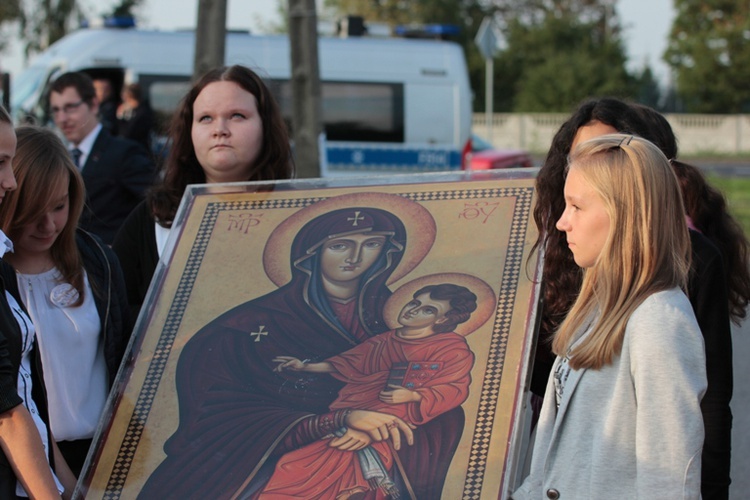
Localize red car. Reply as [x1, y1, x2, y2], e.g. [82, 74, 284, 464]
[464, 134, 534, 170]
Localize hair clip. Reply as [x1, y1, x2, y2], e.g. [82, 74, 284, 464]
[618, 135, 634, 147]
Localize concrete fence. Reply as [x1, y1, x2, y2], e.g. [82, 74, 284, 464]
[472, 113, 750, 156]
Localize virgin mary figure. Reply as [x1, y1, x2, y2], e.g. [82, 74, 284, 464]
[140, 200, 465, 499]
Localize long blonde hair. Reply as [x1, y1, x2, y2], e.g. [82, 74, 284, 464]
[553, 134, 690, 369]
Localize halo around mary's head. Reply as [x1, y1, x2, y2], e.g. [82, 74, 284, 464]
[264, 192, 436, 287]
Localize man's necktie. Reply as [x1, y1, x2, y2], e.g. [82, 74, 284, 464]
[70, 148, 82, 169]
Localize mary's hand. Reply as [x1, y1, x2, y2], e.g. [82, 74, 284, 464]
[328, 428, 372, 451]
[345, 410, 415, 450]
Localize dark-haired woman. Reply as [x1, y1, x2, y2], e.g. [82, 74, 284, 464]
[113, 65, 295, 324]
[531, 97, 737, 498]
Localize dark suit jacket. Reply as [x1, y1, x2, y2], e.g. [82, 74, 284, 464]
[117, 103, 154, 153]
[98, 99, 119, 135]
[80, 128, 155, 244]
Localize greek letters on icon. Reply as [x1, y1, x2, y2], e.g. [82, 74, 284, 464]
[459, 201, 500, 224]
[228, 213, 263, 233]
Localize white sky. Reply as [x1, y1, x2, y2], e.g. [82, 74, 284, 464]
[0, 0, 675, 84]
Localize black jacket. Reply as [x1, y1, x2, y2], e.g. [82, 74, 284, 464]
[687, 230, 733, 500]
[79, 128, 155, 244]
[0, 261, 52, 497]
[77, 229, 132, 387]
[112, 200, 159, 331]
[117, 102, 154, 154]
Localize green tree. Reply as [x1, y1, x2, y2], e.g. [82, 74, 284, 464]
[665, 0, 750, 113]
[14, 0, 143, 61]
[323, 0, 637, 112]
[110, 0, 144, 18]
[324, 0, 481, 28]
[324, 0, 486, 50]
[632, 64, 661, 110]
[18, 0, 79, 57]
[0, 0, 22, 53]
[254, 0, 288, 34]
[0, 0, 22, 24]
[496, 2, 635, 111]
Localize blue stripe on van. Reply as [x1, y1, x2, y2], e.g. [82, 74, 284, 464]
[325, 146, 462, 172]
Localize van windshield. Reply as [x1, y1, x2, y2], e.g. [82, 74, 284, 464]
[10, 66, 48, 115]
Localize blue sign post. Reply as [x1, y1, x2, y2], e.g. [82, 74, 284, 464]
[474, 17, 506, 143]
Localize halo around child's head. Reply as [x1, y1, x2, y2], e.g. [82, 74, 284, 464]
[384, 273, 496, 336]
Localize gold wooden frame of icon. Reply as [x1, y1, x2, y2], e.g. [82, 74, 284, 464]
[76, 170, 541, 500]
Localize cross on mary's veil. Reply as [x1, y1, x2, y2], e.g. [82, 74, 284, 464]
[347, 211, 365, 226]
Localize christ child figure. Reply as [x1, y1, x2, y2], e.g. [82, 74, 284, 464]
[263, 283, 478, 499]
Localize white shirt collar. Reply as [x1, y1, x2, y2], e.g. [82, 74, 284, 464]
[73, 123, 103, 158]
[0, 230, 13, 258]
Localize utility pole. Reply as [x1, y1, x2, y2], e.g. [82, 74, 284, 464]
[288, 0, 322, 178]
[193, 0, 227, 81]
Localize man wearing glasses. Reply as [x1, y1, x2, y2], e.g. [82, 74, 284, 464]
[49, 72, 155, 244]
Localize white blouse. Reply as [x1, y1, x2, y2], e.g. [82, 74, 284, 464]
[553, 321, 595, 409]
[17, 268, 108, 442]
[155, 222, 171, 258]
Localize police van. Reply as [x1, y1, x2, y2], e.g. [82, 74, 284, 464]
[10, 19, 473, 176]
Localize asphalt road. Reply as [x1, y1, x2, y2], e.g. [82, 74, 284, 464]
[731, 320, 749, 499]
[694, 160, 750, 178]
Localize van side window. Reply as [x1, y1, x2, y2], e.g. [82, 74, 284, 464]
[149, 81, 191, 115]
[146, 78, 405, 144]
[272, 80, 405, 143]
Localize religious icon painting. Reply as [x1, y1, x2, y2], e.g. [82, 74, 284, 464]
[76, 170, 541, 500]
